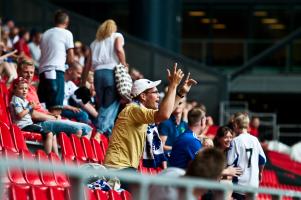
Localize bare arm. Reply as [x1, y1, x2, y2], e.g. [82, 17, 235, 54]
[31, 110, 57, 121]
[63, 105, 81, 113]
[154, 64, 184, 123]
[114, 36, 127, 67]
[16, 108, 31, 119]
[160, 135, 172, 151]
[66, 48, 75, 67]
[172, 72, 197, 111]
[81, 50, 92, 86]
[222, 166, 242, 177]
[79, 102, 98, 118]
[0, 50, 17, 61]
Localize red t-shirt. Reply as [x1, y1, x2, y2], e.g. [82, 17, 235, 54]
[26, 85, 49, 114]
[249, 126, 259, 137]
[14, 38, 31, 58]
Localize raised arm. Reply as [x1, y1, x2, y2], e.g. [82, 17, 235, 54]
[154, 63, 184, 123]
[173, 72, 197, 110]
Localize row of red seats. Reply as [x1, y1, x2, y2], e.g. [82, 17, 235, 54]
[87, 189, 131, 200]
[261, 169, 279, 186]
[267, 151, 301, 176]
[1, 149, 69, 187]
[5, 184, 131, 200]
[58, 133, 107, 166]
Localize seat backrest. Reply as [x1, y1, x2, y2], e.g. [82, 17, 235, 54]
[50, 187, 71, 200]
[81, 137, 98, 163]
[0, 123, 18, 153]
[36, 150, 57, 187]
[10, 184, 31, 200]
[91, 139, 105, 164]
[20, 150, 43, 186]
[85, 188, 97, 200]
[121, 191, 132, 200]
[70, 134, 87, 163]
[108, 190, 122, 200]
[11, 124, 29, 152]
[58, 132, 76, 161]
[31, 186, 50, 200]
[48, 152, 70, 188]
[0, 98, 11, 126]
[95, 190, 109, 200]
[4, 150, 27, 184]
[100, 134, 109, 152]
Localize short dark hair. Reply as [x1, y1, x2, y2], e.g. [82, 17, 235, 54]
[188, 108, 206, 126]
[185, 148, 225, 180]
[54, 10, 69, 25]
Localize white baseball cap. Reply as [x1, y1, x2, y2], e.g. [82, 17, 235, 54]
[131, 79, 161, 98]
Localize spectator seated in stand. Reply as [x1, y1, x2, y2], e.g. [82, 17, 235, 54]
[158, 98, 188, 158]
[10, 77, 58, 155]
[168, 108, 206, 169]
[63, 62, 98, 124]
[17, 58, 92, 138]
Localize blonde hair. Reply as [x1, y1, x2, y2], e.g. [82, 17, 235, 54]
[233, 112, 250, 130]
[95, 19, 117, 41]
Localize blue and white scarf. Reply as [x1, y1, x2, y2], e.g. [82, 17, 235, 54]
[143, 123, 167, 168]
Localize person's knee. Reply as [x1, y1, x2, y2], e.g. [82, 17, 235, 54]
[46, 132, 54, 139]
[76, 130, 82, 138]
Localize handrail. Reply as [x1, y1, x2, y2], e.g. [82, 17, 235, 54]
[229, 26, 301, 81]
[0, 158, 301, 200]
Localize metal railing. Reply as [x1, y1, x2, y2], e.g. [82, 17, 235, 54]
[219, 101, 278, 140]
[1, 158, 301, 200]
[275, 124, 301, 144]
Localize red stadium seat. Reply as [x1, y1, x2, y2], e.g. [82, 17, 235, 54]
[100, 134, 109, 152]
[108, 190, 122, 200]
[11, 125, 29, 152]
[4, 150, 27, 184]
[35, 150, 57, 186]
[21, 131, 43, 142]
[48, 152, 70, 187]
[0, 95, 11, 126]
[85, 188, 97, 200]
[81, 137, 98, 163]
[0, 124, 18, 153]
[20, 150, 43, 186]
[96, 190, 109, 200]
[121, 190, 132, 200]
[49, 187, 71, 200]
[91, 138, 105, 164]
[31, 186, 50, 200]
[10, 184, 31, 200]
[58, 132, 76, 165]
[70, 134, 88, 163]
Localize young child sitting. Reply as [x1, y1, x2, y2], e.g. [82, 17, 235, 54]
[10, 77, 58, 155]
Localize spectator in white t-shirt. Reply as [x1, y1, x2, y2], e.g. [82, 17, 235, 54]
[62, 62, 98, 124]
[28, 30, 42, 68]
[37, 10, 75, 115]
[227, 112, 266, 200]
[81, 19, 127, 142]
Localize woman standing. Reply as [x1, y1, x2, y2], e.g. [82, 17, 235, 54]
[82, 19, 127, 141]
[213, 126, 242, 200]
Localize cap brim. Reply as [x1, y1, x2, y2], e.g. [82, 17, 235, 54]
[149, 80, 161, 89]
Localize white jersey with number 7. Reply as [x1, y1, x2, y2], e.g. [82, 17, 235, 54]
[227, 133, 266, 187]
